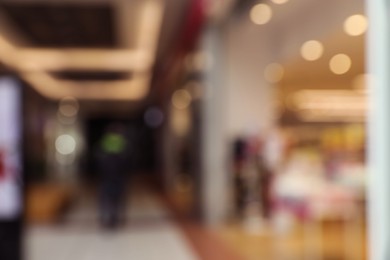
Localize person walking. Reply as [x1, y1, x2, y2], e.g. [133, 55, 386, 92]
[96, 123, 129, 228]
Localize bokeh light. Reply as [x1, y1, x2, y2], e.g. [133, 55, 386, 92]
[55, 134, 76, 155]
[300, 40, 324, 61]
[271, 0, 289, 4]
[344, 14, 368, 36]
[250, 4, 272, 25]
[172, 89, 192, 110]
[329, 54, 352, 75]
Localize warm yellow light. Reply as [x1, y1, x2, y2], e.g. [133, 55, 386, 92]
[250, 4, 272, 25]
[137, 0, 164, 51]
[171, 106, 191, 136]
[291, 89, 366, 122]
[329, 54, 352, 75]
[22, 71, 150, 101]
[172, 89, 192, 110]
[344, 14, 368, 36]
[271, 0, 289, 4]
[300, 40, 324, 61]
[13, 49, 150, 72]
[0, 0, 163, 102]
[264, 63, 284, 83]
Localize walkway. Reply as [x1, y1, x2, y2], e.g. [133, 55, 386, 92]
[25, 187, 198, 260]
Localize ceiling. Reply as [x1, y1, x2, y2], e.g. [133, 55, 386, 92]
[275, 0, 366, 87]
[0, 0, 365, 118]
[282, 30, 365, 87]
[1, 3, 116, 48]
[0, 0, 193, 103]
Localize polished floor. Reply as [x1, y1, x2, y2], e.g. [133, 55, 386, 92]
[25, 183, 365, 260]
[25, 188, 198, 260]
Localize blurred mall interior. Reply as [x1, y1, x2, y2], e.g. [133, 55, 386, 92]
[0, 0, 385, 259]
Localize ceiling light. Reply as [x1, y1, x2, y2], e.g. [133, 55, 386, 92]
[329, 54, 352, 75]
[137, 0, 164, 51]
[55, 135, 76, 155]
[271, 0, 289, 4]
[344, 14, 368, 36]
[14, 49, 151, 72]
[291, 90, 366, 122]
[300, 40, 324, 61]
[22, 72, 150, 101]
[250, 4, 272, 25]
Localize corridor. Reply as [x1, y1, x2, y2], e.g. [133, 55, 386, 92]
[25, 187, 198, 260]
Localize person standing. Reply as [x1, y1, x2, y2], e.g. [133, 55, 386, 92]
[96, 123, 129, 228]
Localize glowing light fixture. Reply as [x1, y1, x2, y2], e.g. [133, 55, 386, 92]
[291, 90, 366, 122]
[300, 40, 324, 61]
[264, 63, 284, 83]
[271, 0, 289, 4]
[0, 0, 165, 101]
[55, 135, 76, 155]
[13, 49, 151, 72]
[344, 14, 368, 36]
[250, 4, 272, 25]
[329, 54, 352, 75]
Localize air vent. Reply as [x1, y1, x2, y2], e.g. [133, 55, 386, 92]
[53, 71, 131, 81]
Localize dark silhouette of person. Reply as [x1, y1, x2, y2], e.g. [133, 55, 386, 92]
[96, 123, 129, 228]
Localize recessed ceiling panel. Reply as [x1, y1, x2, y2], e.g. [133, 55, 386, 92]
[1, 3, 116, 48]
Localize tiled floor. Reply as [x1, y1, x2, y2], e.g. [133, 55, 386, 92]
[25, 189, 198, 260]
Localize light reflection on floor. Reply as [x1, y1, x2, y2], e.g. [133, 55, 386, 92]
[25, 189, 198, 260]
